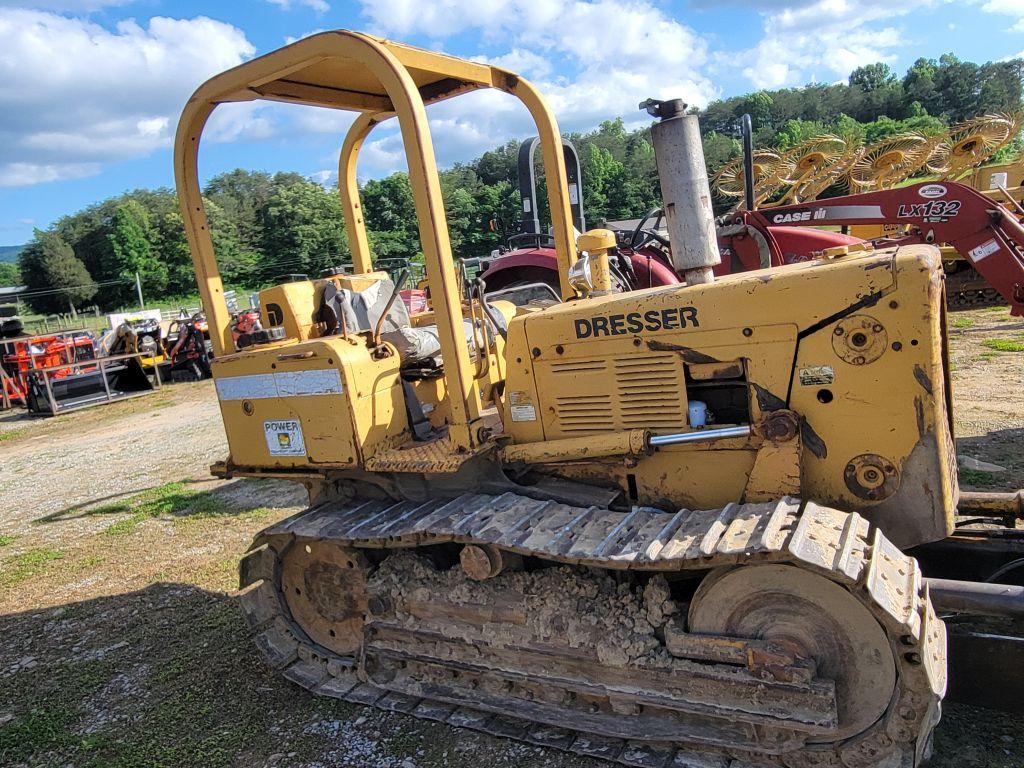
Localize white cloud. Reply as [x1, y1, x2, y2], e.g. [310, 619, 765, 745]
[479, 48, 554, 80]
[359, 0, 507, 38]
[736, 0, 942, 89]
[349, 0, 717, 175]
[0, 162, 100, 188]
[0, 9, 255, 187]
[981, 0, 1024, 32]
[308, 169, 337, 186]
[285, 27, 327, 45]
[205, 102, 282, 144]
[361, 0, 716, 115]
[267, 0, 330, 13]
[357, 129, 408, 177]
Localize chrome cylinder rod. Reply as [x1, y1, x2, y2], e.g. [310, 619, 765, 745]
[649, 425, 751, 446]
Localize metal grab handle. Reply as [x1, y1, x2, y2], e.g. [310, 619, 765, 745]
[466, 288, 488, 380]
[277, 351, 315, 361]
[474, 277, 508, 342]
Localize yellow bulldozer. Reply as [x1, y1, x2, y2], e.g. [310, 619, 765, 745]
[176, 31, 1024, 768]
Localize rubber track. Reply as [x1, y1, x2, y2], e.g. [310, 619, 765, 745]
[238, 493, 947, 768]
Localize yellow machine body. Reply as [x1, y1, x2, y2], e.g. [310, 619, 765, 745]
[257, 281, 319, 342]
[176, 30, 958, 552]
[214, 282, 513, 472]
[501, 244, 956, 547]
[256, 271, 397, 340]
[212, 239, 957, 549]
[213, 335, 401, 470]
[176, 32, 959, 767]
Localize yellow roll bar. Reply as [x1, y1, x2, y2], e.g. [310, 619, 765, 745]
[174, 30, 577, 451]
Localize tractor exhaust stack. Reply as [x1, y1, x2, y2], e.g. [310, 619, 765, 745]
[642, 98, 721, 285]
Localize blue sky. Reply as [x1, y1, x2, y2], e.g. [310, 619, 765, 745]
[0, 0, 1022, 246]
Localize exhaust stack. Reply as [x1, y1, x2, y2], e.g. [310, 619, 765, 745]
[642, 98, 720, 285]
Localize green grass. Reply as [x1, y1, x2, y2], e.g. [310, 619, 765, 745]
[74, 554, 105, 571]
[84, 481, 271, 537]
[950, 316, 974, 329]
[0, 428, 26, 443]
[959, 467, 999, 487]
[0, 547, 63, 588]
[981, 338, 1024, 352]
[0, 534, 16, 547]
[0, 657, 118, 765]
[91, 482, 222, 537]
[0, 595, 310, 768]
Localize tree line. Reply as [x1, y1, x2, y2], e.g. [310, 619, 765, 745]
[12, 53, 1023, 314]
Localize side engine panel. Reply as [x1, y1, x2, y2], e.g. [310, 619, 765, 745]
[502, 244, 957, 548]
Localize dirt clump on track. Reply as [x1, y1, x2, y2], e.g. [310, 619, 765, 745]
[1, 307, 1022, 767]
[374, 551, 671, 667]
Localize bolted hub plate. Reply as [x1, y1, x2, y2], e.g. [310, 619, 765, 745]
[282, 542, 368, 655]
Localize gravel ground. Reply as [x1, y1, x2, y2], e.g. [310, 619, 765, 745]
[1, 306, 1022, 768]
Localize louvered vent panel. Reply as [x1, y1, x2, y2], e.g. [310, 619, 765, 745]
[614, 354, 687, 430]
[550, 358, 613, 434]
[545, 353, 686, 436]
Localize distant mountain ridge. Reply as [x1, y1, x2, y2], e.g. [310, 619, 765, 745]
[0, 245, 24, 263]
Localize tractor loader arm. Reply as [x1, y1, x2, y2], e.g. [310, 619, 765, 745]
[728, 182, 1024, 315]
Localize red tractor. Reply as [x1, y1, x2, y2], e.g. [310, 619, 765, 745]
[480, 138, 1024, 316]
[478, 136, 861, 299]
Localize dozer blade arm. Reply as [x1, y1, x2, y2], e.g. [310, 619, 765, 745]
[738, 182, 1024, 315]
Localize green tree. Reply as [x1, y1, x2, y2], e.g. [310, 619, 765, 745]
[774, 119, 834, 149]
[361, 173, 420, 259]
[903, 58, 939, 114]
[977, 60, 1024, 114]
[934, 54, 981, 120]
[259, 177, 348, 278]
[108, 200, 167, 304]
[204, 169, 297, 256]
[474, 140, 519, 186]
[581, 144, 622, 222]
[736, 92, 774, 130]
[0, 262, 20, 287]
[438, 165, 518, 259]
[702, 131, 741, 177]
[850, 63, 897, 92]
[622, 135, 660, 214]
[51, 200, 118, 306]
[205, 198, 257, 288]
[18, 231, 97, 314]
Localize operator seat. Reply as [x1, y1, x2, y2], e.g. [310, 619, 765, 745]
[319, 277, 505, 375]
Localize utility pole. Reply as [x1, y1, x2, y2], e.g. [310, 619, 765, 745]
[135, 271, 145, 309]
